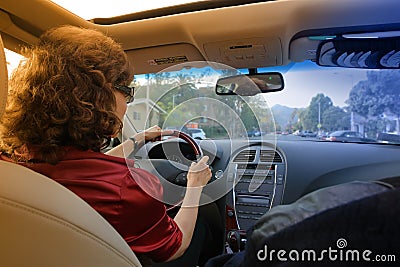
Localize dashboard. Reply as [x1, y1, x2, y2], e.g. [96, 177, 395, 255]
[136, 137, 400, 239]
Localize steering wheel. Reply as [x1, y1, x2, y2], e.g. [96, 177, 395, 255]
[163, 130, 203, 160]
[133, 130, 204, 210]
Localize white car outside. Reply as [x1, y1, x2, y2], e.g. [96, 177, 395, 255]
[185, 128, 206, 140]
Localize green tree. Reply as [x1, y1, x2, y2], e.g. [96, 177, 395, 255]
[347, 70, 400, 118]
[293, 108, 305, 131]
[299, 93, 333, 131]
[296, 94, 349, 132]
[322, 106, 350, 131]
[347, 70, 400, 136]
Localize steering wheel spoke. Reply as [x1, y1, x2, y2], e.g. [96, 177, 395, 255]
[133, 130, 204, 211]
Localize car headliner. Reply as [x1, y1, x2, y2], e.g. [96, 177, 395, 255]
[1, 0, 400, 75]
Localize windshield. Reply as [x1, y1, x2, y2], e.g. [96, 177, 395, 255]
[8, 46, 397, 145]
[129, 61, 400, 144]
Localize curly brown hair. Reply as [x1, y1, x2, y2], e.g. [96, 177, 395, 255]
[0, 25, 133, 164]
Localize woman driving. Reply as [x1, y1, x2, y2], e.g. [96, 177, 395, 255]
[0, 25, 219, 266]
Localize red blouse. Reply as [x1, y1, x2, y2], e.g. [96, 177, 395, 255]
[1, 147, 182, 262]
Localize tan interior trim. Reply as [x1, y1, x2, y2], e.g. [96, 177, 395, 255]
[0, 34, 8, 118]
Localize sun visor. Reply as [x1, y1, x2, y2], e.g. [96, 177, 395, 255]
[126, 43, 206, 75]
[317, 34, 400, 69]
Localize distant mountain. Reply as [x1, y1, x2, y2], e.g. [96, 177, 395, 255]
[271, 104, 297, 130]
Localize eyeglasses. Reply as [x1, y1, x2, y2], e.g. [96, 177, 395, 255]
[114, 85, 135, 103]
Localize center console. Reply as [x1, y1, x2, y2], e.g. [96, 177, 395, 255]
[225, 145, 286, 250]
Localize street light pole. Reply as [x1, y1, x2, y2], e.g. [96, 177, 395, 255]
[317, 102, 321, 134]
[318, 102, 321, 125]
[172, 93, 181, 109]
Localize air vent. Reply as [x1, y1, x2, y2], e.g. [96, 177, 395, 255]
[260, 150, 282, 163]
[234, 150, 256, 162]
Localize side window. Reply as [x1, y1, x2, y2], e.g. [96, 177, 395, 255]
[133, 111, 141, 120]
[4, 48, 24, 77]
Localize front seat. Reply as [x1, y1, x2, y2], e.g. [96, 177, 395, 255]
[0, 35, 142, 267]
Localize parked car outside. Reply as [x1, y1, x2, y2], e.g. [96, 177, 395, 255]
[317, 131, 331, 140]
[326, 130, 376, 143]
[247, 130, 261, 137]
[300, 130, 317, 138]
[184, 128, 206, 140]
[293, 130, 302, 136]
[376, 132, 400, 144]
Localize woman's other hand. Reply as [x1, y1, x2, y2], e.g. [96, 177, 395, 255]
[186, 156, 212, 187]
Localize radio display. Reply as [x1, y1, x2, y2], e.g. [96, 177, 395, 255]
[240, 175, 273, 182]
[237, 164, 275, 171]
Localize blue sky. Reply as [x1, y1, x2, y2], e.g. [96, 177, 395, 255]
[262, 61, 368, 108]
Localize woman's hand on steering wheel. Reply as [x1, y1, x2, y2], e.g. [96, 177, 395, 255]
[187, 156, 212, 187]
[132, 128, 207, 210]
[135, 125, 174, 144]
[105, 125, 173, 158]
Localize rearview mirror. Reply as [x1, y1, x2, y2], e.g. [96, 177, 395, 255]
[216, 72, 284, 96]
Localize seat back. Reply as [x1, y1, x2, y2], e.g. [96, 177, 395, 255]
[0, 35, 142, 267]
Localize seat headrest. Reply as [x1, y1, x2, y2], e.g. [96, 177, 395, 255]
[0, 35, 8, 119]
